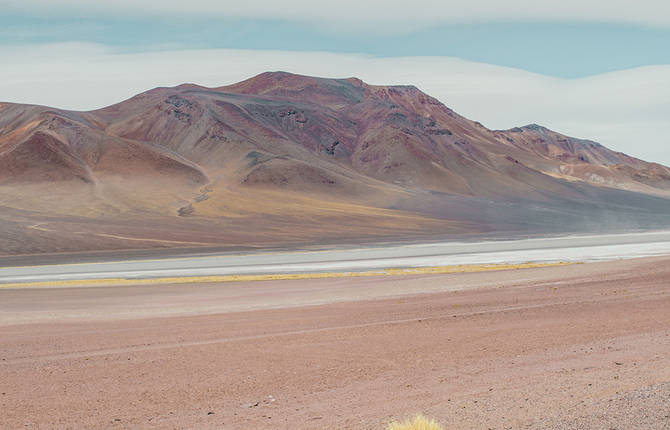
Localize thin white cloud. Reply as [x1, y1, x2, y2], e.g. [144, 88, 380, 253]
[1, 43, 669, 166]
[4, 0, 670, 28]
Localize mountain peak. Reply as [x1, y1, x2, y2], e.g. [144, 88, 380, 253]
[522, 123, 550, 132]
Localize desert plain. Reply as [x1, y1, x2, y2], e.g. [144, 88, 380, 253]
[1, 255, 669, 429]
[2, 72, 670, 430]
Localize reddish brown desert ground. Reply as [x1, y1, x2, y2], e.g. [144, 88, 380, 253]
[1, 256, 669, 429]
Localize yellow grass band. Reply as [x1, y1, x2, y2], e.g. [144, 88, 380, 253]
[0, 261, 578, 289]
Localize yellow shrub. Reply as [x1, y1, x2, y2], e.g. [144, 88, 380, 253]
[387, 415, 445, 430]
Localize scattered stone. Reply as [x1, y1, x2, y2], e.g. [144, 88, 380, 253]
[178, 204, 195, 217]
[194, 193, 209, 203]
[323, 141, 340, 155]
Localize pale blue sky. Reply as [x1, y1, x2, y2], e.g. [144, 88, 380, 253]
[2, 13, 669, 78]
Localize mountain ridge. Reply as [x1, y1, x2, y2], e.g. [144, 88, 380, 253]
[1, 71, 669, 255]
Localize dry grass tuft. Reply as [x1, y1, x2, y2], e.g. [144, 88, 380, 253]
[387, 415, 445, 430]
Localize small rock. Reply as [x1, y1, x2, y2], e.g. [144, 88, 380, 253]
[178, 204, 195, 217]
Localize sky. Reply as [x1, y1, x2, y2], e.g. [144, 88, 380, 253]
[1, 0, 669, 164]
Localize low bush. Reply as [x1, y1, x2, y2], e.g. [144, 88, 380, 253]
[387, 415, 445, 430]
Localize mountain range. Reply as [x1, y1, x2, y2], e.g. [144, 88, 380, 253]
[1, 71, 669, 255]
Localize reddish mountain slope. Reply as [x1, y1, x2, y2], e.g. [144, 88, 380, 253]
[88, 72, 670, 198]
[1, 72, 669, 254]
[0, 103, 207, 187]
